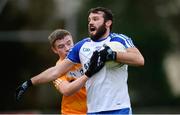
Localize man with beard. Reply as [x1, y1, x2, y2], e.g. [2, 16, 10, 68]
[16, 7, 144, 114]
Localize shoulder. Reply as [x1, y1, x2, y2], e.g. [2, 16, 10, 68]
[70, 37, 89, 49]
[67, 37, 91, 63]
[72, 37, 91, 50]
[110, 33, 131, 39]
[110, 33, 135, 48]
[75, 37, 91, 46]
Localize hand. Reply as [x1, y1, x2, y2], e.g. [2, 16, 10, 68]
[85, 51, 105, 78]
[15, 79, 32, 102]
[99, 44, 117, 61]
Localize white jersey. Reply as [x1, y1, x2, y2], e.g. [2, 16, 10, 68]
[67, 33, 135, 113]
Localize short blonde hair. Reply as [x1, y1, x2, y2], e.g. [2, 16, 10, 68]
[48, 29, 71, 47]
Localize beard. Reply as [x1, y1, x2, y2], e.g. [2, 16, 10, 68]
[89, 23, 107, 41]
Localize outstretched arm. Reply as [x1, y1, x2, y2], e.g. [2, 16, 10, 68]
[16, 51, 105, 100]
[31, 59, 74, 85]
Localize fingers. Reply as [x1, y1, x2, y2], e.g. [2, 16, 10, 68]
[15, 80, 32, 102]
[90, 51, 99, 65]
[15, 86, 24, 102]
[103, 44, 110, 50]
[91, 51, 99, 60]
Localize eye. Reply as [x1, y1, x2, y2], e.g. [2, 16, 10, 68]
[93, 18, 97, 21]
[66, 40, 72, 46]
[58, 45, 64, 49]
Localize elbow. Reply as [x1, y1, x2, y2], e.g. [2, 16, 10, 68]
[61, 90, 73, 96]
[138, 56, 145, 66]
[59, 85, 74, 96]
[133, 55, 144, 67]
[55, 86, 74, 96]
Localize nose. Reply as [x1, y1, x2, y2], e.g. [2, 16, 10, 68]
[88, 19, 94, 25]
[65, 45, 70, 52]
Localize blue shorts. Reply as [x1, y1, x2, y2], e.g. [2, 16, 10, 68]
[88, 108, 131, 114]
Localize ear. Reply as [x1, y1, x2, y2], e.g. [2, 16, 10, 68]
[51, 46, 58, 54]
[105, 20, 112, 27]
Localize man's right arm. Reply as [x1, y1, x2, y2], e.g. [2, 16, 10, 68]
[31, 59, 74, 85]
[15, 51, 105, 101]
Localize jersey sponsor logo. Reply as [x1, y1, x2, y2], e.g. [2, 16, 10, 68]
[83, 48, 90, 52]
[67, 67, 84, 78]
[69, 72, 77, 77]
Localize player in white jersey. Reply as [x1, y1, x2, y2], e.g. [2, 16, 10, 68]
[15, 7, 144, 114]
[66, 7, 144, 114]
[67, 33, 134, 113]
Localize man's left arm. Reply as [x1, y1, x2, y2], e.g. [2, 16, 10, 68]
[116, 47, 144, 66]
[99, 45, 144, 67]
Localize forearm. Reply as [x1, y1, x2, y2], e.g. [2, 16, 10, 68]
[116, 47, 144, 66]
[31, 59, 73, 85]
[31, 66, 59, 85]
[55, 75, 88, 96]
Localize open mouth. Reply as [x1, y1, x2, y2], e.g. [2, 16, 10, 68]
[89, 26, 96, 32]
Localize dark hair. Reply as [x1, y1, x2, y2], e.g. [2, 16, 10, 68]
[88, 7, 113, 30]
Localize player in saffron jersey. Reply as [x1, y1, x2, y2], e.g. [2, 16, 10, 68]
[16, 7, 144, 114]
[48, 29, 87, 114]
[15, 29, 104, 114]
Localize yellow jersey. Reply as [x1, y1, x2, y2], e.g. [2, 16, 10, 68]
[53, 60, 87, 114]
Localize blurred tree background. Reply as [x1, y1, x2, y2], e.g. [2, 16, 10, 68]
[0, 0, 180, 114]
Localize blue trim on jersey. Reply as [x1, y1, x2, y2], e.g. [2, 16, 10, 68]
[119, 34, 135, 47]
[67, 38, 91, 63]
[110, 36, 128, 48]
[109, 33, 135, 48]
[87, 108, 130, 114]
